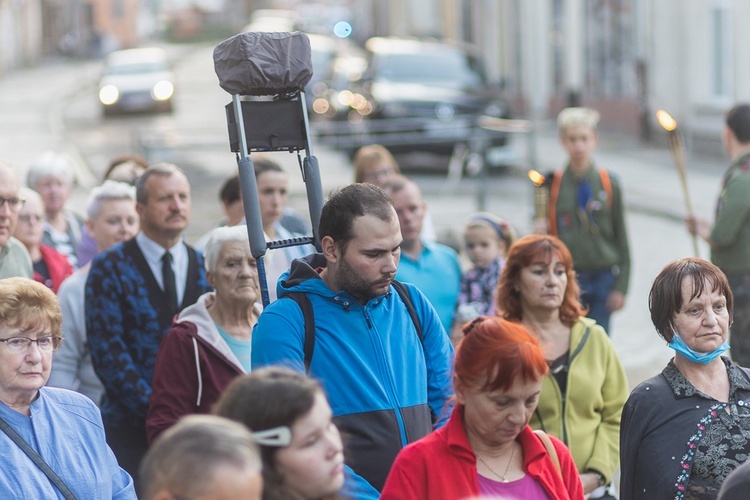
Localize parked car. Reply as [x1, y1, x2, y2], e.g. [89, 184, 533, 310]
[312, 37, 511, 159]
[304, 34, 364, 113]
[98, 47, 175, 116]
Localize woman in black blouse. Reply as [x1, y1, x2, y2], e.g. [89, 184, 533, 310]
[620, 257, 750, 499]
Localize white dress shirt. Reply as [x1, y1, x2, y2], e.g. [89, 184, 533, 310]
[135, 232, 189, 306]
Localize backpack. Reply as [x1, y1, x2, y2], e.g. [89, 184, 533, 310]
[284, 280, 422, 372]
[548, 168, 612, 237]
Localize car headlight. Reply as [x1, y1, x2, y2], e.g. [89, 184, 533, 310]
[152, 81, 174, 101]
[99, 85, 119, 105]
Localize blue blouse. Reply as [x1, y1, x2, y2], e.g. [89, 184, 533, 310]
[0, 387, 135, 499]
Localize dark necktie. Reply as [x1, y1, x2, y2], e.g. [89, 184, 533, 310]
[162, 251, 178, 316]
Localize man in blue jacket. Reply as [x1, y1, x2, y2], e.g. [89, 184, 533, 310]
[252, 183, 454, 496]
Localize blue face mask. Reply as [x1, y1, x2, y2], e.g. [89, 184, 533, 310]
[668, 330, 730, 365]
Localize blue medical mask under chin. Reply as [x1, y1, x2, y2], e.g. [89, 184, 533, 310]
[668, 330, 730, 365]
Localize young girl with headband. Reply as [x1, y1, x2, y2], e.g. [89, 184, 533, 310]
[451, 213, 517, 344]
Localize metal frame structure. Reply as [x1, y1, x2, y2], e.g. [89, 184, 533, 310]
[226, 90, 324, 306]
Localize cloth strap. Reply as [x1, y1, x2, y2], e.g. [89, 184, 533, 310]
[533, 429, 562, 477]
[0, 414, 78, 500]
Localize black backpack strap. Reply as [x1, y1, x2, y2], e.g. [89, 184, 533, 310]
[285, 292, 316, 373]
[391, 280, 422, 342]
[285, 281, 422, 374]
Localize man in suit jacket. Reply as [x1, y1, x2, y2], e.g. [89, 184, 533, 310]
[85, 163, 211, 482]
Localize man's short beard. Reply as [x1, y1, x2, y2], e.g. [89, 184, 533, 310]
[335, 250, 391, 302]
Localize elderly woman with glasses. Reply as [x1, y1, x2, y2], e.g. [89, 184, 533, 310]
[0, 277, 135, 498]
[13, 188, 73, 293]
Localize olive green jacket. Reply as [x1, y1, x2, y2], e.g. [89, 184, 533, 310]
[529, 317, 628, 484]
[711, 152, 750, 275]
[551, 164, 631, 294]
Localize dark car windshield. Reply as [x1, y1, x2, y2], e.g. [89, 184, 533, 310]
[374, 51, 484, 87]
[106, 61, 167, 76]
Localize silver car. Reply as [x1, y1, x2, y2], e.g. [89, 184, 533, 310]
[98, 47, 175, 116]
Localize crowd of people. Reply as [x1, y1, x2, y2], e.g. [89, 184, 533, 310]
[1, 103, 750, 500]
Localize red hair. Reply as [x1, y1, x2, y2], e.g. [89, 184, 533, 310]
[496, 235, 585, 327]
[455, 316, 548, 393]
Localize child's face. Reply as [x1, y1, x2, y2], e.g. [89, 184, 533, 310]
[465, 226, 504, 269]
[560, 125, 598, 167]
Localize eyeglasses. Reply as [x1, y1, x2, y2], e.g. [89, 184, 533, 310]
[362, 169, 393, 182]
[0, 197, 25, 213]
[0, 336, 61, 352]
[18, 214, 44, 224]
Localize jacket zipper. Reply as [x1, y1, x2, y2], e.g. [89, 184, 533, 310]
[363, 305, 409, 445]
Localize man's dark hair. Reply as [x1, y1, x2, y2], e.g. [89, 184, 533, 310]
[220, 175, 241, 205]
[135, 163, 186, 204]
[253, 156, 284, 177]
[104, 154, 148, 184]
[726, 104, 750, 144]
[319, 183, 395, 250]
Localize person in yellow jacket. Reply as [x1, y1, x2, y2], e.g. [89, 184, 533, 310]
[496, 234, 628, 499]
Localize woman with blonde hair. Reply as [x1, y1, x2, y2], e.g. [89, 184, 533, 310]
[0, 277, 135, 497]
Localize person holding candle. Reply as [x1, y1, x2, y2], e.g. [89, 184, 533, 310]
[537, 107, 631, 335]
[686, 103, 750, 368]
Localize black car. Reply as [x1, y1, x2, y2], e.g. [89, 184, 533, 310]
[312, 37, 511, 160]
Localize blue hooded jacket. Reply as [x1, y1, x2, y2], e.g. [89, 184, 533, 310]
[252, 253, 454, 495]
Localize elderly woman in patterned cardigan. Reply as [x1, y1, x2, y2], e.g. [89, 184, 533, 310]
[620, 258, 750, 499]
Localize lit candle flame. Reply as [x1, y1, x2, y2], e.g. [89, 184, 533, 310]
[657, 109, 677, 132]
[528, 170, 545, 187]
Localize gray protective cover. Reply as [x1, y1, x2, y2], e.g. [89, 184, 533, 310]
[213, 31, 313, 96]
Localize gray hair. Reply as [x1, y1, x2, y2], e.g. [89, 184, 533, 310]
[17, 187, 42, 210]
[27, 151, 76, 189]
[86, 180, 136, 220]
[138, 414, 262, 500]
[134, 163, 186, 204]
[204, 225, 251, 272]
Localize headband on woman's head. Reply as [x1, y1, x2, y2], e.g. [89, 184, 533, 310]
[463, 315, 488, 336]
[252, 426, 292, 447]
[469, 215, 506, 242]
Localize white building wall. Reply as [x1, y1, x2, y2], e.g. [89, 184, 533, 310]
[520, 0, 552, 120]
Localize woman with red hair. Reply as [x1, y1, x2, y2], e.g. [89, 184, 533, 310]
[381, 316, 583, 499]
[496, 235, 627, 498]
